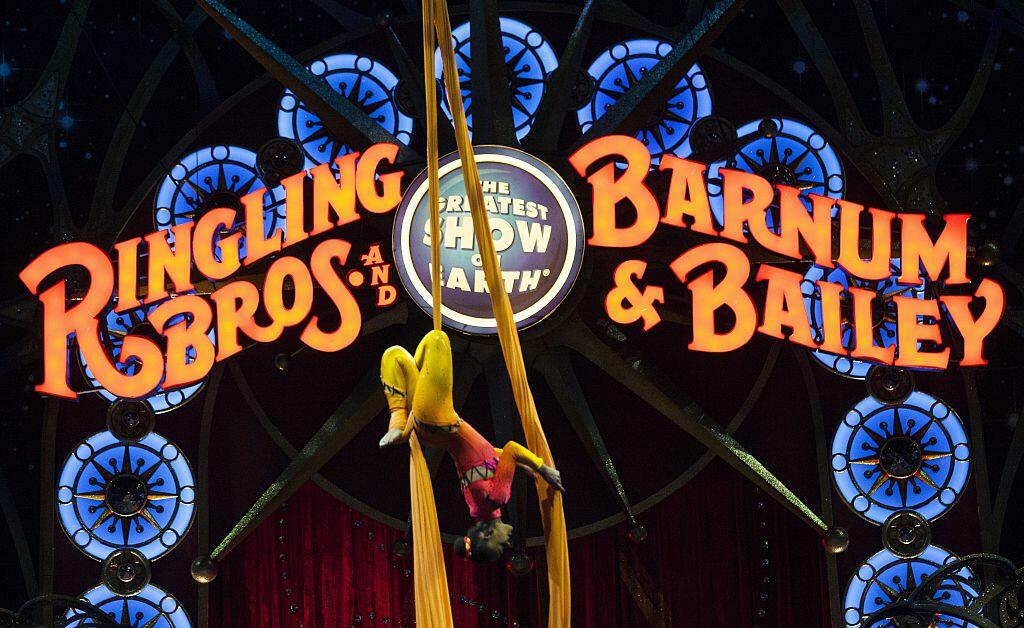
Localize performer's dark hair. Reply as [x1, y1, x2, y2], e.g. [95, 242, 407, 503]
[453, 522, 504, 563]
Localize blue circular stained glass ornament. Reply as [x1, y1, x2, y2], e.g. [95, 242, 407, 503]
[278, 53, 413, 170]
[831, 392, 970, 525]
[77, 296, 213, 413]
[67, 582, 192, 627]
[843, 545, 978, 627]
[577, 39, 712, 163]
[436, 17, 558, 141]
[801, 261, 928, 379]
[57, 430, 196, 561]
[707, 117, 844, 230]
[154, 145, 284, 261]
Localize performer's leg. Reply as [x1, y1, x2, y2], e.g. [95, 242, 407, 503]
[380, 345, 418, 432]
[411, 330, 459, 425]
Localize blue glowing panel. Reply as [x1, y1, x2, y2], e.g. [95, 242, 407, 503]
[77, 296, 213, 413]
[154, 145, 285, 260]
[278, 54, 413, 169]
[708, 117, 844, 230]
[577, 39, 712, 162]
[800, 261, 928, 379]
[843, 546, 978, 627]
[67, 583, 192, 628]
[435, 17, 558, 141]
[832, 392, 970, 525]
[57, 430, 196, 561]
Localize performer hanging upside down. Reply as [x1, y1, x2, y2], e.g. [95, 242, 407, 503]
[379, 330, 564, 563]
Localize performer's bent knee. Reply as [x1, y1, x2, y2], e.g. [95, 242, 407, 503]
[381, 345, 415, 373]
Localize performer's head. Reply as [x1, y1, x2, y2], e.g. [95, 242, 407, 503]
[453, 518, 513, 563]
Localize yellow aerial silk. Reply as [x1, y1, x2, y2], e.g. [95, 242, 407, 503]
[406, 0, 572, 625]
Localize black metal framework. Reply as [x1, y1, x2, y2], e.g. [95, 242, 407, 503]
[862, 553, 1024, 628]
[1, 2, 1023, 627]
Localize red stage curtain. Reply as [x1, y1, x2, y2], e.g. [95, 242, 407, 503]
[210, 459, 829, 627]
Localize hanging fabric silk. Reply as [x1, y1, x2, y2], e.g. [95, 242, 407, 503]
[405, 1, 453, 626]
[409, 0, 572, 625]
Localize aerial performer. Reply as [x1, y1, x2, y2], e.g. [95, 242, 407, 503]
[379, 330, 565, 562]
[391, 0, 571, 623]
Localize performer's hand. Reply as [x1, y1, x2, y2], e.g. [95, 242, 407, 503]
[379, 428, 406, 448]
[538, 465, 564, 493]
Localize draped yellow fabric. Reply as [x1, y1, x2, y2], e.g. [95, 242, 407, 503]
[408, 0, 572, 625]
[408, 431, 454, 627]
[405, 2, 454, 626]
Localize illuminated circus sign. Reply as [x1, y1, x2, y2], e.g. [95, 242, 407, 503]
[19, 144, 404, 400]
[393, 146, 584, 334]
[569, 135, 1005, 370]
[18, 137, 1005, 402]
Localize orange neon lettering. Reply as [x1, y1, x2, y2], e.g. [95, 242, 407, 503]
[941, 278, 1005, 366]
[210, 280, 283, 360]
[113, 237, 142, 312]
[899, 214, 970, 285]
[893, 296, 949, 369]
[568, 135, 660, 248]
[281, 170, 310, 247]
[310, 152, 360, 236]
[370, 264, 390, 286]
[836, 201, 893, 281]
[356, 143, 404, 214]
[669, 242, 757, 352]
[659, 155, 716, 236]
[149, 295, 215, 388]
[377, 285, 397, 307]
[301, 239, 362, 351]
[193, 207, 242, 280]
[145, 223, 195, 301]
[242, 187, 283, 266]
[848, 286, 895, 364]
[775, 188, 834, 265]
[755, 265, 815, 348]
[20, 242, 162, 399]
[263, 256, 314, 328]
[605, 260, 664, 331]
[816, 280, 846, 355]
[718, 168, 777, 248]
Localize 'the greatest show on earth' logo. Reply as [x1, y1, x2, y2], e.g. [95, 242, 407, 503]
[393, 146, 585, 334]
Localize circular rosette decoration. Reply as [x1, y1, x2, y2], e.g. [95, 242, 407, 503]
[801, 261, 928, 379]
[708, 117, 844, 230]
[78, 295, 214, 413]
[577, 38, 712, 163]
[436, 17, 558, 141]
[57, 430, 196, 561]
[66, 582, 191, 627]
[843, 545, 979, 627]
[277, 53, 413, 169]
[154, 145, 285, 260]
[831, 392, 970, 524]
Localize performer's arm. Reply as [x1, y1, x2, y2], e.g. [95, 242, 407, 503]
[497, 442, 543, 471]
